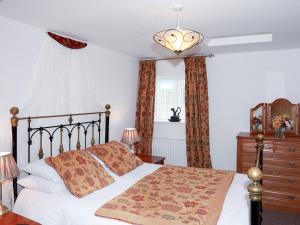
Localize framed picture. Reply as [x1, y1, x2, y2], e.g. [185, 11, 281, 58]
[250, 103, 266, 134]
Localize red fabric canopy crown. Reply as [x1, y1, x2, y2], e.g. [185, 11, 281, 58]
[48, 32, 87, 49]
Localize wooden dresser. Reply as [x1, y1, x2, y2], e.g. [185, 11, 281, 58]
[0, 212, 40, 225]
[237, 132, 300, 213]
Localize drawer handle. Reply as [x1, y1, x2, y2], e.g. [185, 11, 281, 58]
[288, 195, 295, 200]
[289, 147, 296, 152]
[288, 178, 296, 183]
[288, 161, 296, 167]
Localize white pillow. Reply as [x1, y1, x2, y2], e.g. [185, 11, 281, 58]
[17, 175, 66, 193]
[22, 159, 63, 184]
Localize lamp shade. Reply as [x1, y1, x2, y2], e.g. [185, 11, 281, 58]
[0, 152, 19, 182]
[153, 4, 203, 55]
[121, 128, 140, 145]
[153, 28, 203, 55]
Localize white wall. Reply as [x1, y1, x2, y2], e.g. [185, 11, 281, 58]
[153, 48, 300, 171]
[0, 16, 138, 153]
[86, 43, 139, 141]
[0, 16, 139, 207]
[207, 48, 300, 170]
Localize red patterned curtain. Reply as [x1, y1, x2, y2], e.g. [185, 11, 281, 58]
[135, 60, 156, 155]
[47, 32, 87, 49]
[184, 56, 212, 168]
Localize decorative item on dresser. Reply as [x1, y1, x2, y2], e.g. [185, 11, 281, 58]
[237, 132, 300, 213]
[0, 211, 40, 225]
[0, 152, 19, 215]
[250, 98, 300, 136]
[135, 154, 166, 165]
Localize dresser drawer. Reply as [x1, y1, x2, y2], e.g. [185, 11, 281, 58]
[274, 141, 300, 158]
[241, 142, 272, 172]
[242, 152, 256, 165]
[241, 140, 273, 153]
[263, 190, 300, 209]
[264, 175, 300, 193]
[242, 163, 256, 173]
[264, 174, 300, 188]
[264, 158, 300, 174]
[241, 139, 256, 150]
[264, 165, 300, 176]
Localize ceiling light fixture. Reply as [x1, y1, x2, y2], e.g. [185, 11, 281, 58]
[153, 4, 203, 55]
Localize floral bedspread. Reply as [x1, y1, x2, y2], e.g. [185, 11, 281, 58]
[95, 165, 234, 225]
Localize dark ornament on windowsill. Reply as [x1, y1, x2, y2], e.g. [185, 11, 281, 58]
[169, 107, 182, 122]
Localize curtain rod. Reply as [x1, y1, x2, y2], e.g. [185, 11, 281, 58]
[141, 53, 215, 61]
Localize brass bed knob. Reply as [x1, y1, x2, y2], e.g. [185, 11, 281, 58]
[10, 106, 20, 127]
[248, 167, 263, 181]
[247, 167, 263, 202]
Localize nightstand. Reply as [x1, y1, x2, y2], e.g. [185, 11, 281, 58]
[0, 212, 40, 225]
[136, 154, 166, 165]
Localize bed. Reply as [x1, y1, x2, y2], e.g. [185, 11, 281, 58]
[9, 105, 263, 225]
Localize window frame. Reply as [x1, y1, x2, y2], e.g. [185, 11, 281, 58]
[154, 75, 185, 123]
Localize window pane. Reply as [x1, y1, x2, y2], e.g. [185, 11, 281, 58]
[154, 76, 185, 122]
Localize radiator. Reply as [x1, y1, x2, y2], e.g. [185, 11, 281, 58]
[152, 138, 187, 166]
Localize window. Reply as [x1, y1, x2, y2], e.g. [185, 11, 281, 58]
[154, 75, 185, 122]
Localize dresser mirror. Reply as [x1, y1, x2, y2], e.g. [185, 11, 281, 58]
[250, 103, 265, 134]
[250, 98, 300, 136]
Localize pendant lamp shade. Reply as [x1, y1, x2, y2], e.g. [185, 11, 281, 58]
[153, 29, 203, 55]
[153, 4, 204, 55]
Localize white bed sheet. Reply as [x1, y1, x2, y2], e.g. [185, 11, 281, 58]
[13, 163, 250, 225]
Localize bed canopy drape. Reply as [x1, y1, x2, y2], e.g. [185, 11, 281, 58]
[21, 32, 100, 117]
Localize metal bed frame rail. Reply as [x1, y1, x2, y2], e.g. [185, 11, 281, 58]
[10, 104, 111, 200]
[248, 134, 264, 225]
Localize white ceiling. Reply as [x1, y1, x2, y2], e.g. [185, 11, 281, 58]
[1, 0, 300, 58]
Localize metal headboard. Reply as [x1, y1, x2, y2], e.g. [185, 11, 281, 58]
[10, 104, 111, 199]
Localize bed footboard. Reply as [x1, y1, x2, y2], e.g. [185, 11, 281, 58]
[248, 134, 263, 225]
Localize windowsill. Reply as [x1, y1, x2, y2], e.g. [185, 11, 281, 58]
[154, 121, 185, 124]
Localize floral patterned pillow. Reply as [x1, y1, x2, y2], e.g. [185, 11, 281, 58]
[87, 141, 143, 176]
[45, 150, 114, 198]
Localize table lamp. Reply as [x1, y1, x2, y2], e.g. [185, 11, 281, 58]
[121, 128, 140, 152]
[0, 152, 19, 215]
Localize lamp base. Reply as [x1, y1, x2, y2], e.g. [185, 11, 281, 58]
[127, 144, 135, 154]
[0, 202, 9, 216]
